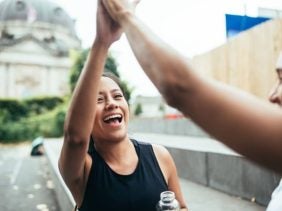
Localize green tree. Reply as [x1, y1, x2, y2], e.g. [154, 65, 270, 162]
[69, 49, 89, 92]
[134, 103, 143, 116]
[159, 103, 165, 116]
[105, 54, 120, 77]
[69, 49, 132, 102]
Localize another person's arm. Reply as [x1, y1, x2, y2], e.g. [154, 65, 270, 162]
[58, 0, 122, 204]
[102, 0, 282, 174]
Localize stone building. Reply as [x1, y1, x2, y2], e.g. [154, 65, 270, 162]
[0, 0, 81, 98]
[131, 95, 183, 118]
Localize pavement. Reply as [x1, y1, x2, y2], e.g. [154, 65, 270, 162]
[180, 179, 264, 211]
[0, 143, 60, 211]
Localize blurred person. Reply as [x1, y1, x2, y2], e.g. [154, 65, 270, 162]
[101, 0, 282, 175]
[267, 179, 282, 211]
[265, 54, 282, 210]
[30, 136, 44, 156]
[58, 1, 187, 210]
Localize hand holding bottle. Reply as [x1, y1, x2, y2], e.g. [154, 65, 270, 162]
[156, 191, 180, 211]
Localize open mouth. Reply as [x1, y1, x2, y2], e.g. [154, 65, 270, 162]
[103, 114, 123, 124]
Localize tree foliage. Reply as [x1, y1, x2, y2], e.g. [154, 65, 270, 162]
[69, 49, 89, 93]
[134, 103, 143, 116]
[0, 99, 66, 142]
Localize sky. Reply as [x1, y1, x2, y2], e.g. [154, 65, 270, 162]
[5, 0, 282, 97]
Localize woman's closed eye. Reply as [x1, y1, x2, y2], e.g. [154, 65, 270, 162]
[97, 96, 105, 103]
[114, 93, 123, 99]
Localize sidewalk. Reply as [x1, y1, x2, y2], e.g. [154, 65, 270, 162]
[0, 143, 60, 211]
[180, 179, 264, 211]
[44, 137, 266, 211]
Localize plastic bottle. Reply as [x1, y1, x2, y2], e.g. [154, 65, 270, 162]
[156, 191, 180, 211]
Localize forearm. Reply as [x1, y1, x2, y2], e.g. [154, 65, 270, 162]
[64, 41, 108, 142]
[64, 0, 122, 142]
[184, 80, 282, 174]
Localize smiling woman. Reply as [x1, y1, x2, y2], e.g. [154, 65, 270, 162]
[58, 1, 187, 211]
[92, 74, 129, 144]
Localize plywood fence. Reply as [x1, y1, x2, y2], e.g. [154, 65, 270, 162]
[192, 18, 282, 99]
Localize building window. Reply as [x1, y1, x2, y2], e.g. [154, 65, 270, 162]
[258, 8, 282, 18]
[15, 0, 26, 11]
[54, 7, 62, 16]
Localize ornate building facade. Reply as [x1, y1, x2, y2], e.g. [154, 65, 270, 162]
[0, 0, 81, 98]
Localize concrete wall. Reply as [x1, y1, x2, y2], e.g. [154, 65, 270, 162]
[129, 118, 209, 137]
[44, 141, 75, 211]
[168, 147, 280, 206]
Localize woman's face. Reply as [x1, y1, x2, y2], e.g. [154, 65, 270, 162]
[92, 76, 129, 143]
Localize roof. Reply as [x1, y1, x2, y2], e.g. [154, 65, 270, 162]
[0, 0, 76, 35]
[0, 33, 68, 56]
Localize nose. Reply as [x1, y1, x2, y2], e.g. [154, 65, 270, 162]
[105, 98, 118, 110]
[268, 82, 281, 105]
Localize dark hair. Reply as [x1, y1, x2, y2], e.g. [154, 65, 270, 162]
[102, 71, 125, 95]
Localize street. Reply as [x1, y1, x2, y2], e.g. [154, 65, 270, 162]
[0, 143, 60, 211]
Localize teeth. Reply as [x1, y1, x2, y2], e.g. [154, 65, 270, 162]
[104, 114, 122, 121]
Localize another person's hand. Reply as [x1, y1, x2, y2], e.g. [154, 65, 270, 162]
[102, 0, 140, 23]
[95, 0, 123, 47]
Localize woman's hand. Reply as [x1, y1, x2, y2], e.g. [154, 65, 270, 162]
[95, 0, 123, 47]
[101, 0, 140, 24]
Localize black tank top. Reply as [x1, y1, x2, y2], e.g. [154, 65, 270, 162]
[79, 139, 168, 211]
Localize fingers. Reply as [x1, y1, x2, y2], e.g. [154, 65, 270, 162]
[101, 0, 140, 22]
[101, 0, 115, 20]
[132, 0, 140, 13]
[133, 0, 141, 6]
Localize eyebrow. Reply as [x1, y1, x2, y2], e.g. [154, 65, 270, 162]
[98, 89, 122, 95]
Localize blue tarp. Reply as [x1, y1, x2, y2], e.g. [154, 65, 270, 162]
[225, 14, 271, 38]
